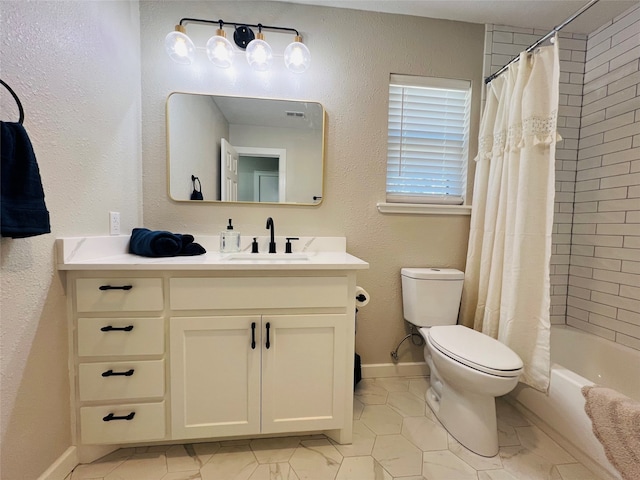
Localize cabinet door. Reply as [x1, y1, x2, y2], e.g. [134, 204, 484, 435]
[261, 314, 347, 434]
[170, 316, 261, 439]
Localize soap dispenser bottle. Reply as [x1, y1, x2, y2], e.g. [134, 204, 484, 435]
[220, 219, 241, 253]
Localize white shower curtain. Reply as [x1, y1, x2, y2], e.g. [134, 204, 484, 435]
[460, 40, 560, 391]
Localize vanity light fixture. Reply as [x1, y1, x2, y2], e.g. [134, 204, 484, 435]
[165, 24, 196, 65]
[206, 21, 235, 68]
[284, 35, 311, 73]
[245, 26, 273, 71]
[165, 18, 311, 73]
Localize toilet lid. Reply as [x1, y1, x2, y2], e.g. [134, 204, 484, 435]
[427, 325, 523, 377]
[401, 268, 464, 280]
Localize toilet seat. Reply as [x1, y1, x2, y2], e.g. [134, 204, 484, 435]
[425, 325, 523, 377]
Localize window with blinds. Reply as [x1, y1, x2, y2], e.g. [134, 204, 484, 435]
[386, 74, 471, 205]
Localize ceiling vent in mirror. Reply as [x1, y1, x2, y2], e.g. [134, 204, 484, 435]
[165, 18, 311, 73]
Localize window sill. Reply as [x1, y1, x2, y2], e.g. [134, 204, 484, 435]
[377, 202, 472, 216]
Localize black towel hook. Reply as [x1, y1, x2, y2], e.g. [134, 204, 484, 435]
[0, 79, 24, 125]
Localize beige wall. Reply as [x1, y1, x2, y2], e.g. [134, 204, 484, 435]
[0, 2, 483, 476]
[168, 94, 225, 201]
[0, 2, 142, 478]
[140, 1, 484, 365]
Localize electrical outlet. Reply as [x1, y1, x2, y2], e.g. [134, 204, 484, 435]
[109, 211, 121, 235]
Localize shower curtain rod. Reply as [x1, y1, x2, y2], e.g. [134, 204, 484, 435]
[484, 0, 600, 84]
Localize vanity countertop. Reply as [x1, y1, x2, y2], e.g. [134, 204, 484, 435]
[56, 236, 369, 271]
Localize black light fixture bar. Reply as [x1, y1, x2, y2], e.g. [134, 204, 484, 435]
[166, 16, 311, 71]
[179, 17, 299, 36]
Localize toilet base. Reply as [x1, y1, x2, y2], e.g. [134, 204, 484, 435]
[426, 384, 499, 457]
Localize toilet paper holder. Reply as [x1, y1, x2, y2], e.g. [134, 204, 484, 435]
[355, 286, 370, 308]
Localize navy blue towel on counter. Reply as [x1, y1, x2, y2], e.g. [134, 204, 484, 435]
[129, 228, 206, 257]
[1, 121, 51, 238]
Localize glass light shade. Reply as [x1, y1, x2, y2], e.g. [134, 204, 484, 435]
[206, 30, 234, 68]
[284, 38, 311, 73]
[165, 27, 195, 65]
[246, 34, 273, 71]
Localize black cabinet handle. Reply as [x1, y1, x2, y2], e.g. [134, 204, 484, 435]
[99, 285, 133, 291]
[101, 369, 135, 377]
[265, 322, 271, 349]
[100, 325, 134, 332]
[251, 322, 256, 349]
[103, 412, 135, 422]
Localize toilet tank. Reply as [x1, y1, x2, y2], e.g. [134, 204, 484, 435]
[401, 268, 464, 327]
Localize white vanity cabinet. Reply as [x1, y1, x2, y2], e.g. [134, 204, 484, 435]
[260, 314, 346, 434]
[170, 313, 347, 440]
[169, 315, 262, 439]
[169, 275, 349, 440]
[59, 236, 368, 451]
[71, 276, 167, 445]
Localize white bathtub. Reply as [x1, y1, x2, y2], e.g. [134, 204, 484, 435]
[510, 325, 640, 480]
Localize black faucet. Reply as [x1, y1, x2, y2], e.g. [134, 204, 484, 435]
[266, 217, 276, 253]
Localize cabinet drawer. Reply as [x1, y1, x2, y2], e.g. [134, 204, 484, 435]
[79, 360, 165, 401]
[80, 401, 165, 444]
[170, 276, 349, 310]
[76, 278, 163, 313]
[77, 317, 164, 357]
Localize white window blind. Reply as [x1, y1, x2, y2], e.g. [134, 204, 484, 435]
[387, 74, 471, 205]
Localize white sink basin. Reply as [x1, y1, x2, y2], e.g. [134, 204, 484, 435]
[224, 252, 311, 261]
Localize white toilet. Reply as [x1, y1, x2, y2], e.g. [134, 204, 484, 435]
[401, 267, 523, 457]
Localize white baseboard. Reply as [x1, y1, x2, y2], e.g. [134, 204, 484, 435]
[37, 447, 78, 480]
[37, 444, 119, 480]
[361, 362, 429, 378]
[76, 444, 120, 465]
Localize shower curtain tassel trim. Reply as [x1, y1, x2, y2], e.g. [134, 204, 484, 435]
[476, 113, 562, 160]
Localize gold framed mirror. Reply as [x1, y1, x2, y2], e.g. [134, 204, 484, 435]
[166, 93, 325, 205]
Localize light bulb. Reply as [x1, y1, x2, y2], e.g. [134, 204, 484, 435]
[165, 25, 195, 65]
[206, 29, 234, 68]
[284, 36, 311, 73]
[246, 32, 272, 71]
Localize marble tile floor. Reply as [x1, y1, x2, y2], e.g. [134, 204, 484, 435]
[66, 376, 604, 480]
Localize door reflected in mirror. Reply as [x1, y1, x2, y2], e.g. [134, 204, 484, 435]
[167, 93, 324, 205]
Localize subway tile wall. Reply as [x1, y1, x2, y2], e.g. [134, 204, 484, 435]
[483, 2, 640, 351]
[569, 4, 640, 350]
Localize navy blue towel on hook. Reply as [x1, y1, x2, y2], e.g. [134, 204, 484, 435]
[0, 121, 51, 238]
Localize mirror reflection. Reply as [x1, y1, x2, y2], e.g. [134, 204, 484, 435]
[167, 93, 324, 204]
